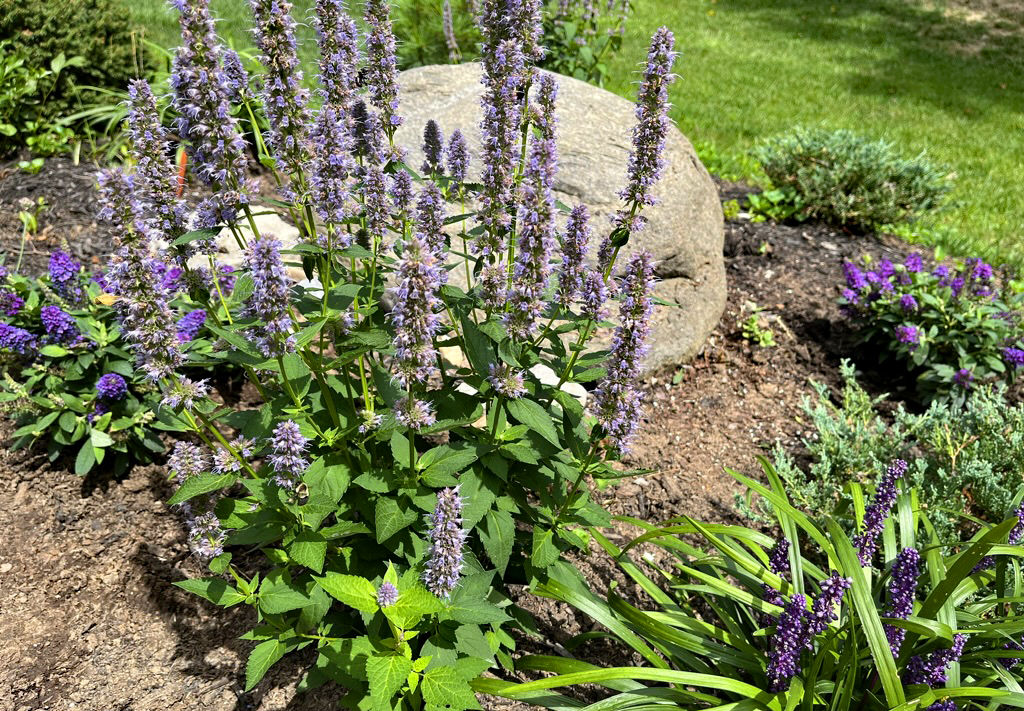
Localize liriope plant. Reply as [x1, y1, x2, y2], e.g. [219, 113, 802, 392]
[481, 458, 1024, 711]
[93, 0, 681, 705]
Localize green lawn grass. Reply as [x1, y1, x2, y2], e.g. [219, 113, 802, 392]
[129, 0, 1024, 263]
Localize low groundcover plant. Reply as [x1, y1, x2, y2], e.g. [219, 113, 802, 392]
[480, 459, 1024, 710]
[93, 0, 678, 704]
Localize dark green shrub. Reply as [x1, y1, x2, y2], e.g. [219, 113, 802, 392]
[0, 41, 80, 157]
[0, 0, 148, 120]
[753, 127, 953, 232]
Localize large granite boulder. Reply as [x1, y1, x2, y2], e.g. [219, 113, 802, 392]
[395, 63, 726, 369]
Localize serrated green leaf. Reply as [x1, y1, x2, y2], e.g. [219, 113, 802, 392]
[173, 577, 246, 607]
[479, 509, 514, 575]
[376, 497, 419, 543]
[316, 572, 379, 613]
[245, 638, 286, 691]
[288, 530, 328, 573]
[421, 666, 480, 711]
[367, 653, 414, 705]
[168, 473, 235, 506]
[259, 574, 311, 615]
[505, 398, 559, 446]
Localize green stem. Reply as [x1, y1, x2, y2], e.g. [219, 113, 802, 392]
[552, 441, 601, 528]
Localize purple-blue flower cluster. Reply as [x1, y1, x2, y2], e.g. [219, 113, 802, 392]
[40, 305, 81, 345]
[49, 250, 83, 302]
[268, 420, 309, 489]
[243, 235, 295, 357]
[904, 634, 967, 685]
[423, 486, 466, 599]
[885, 547, 920, 656]
[390, 235, 442, 385]
[0, 321, 36, 355]
[176, 309, 207, 343]
[96, 373, 128, 401]
[853, 459, 908, 565]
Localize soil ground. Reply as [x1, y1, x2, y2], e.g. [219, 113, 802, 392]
[0, 163, 921, 709]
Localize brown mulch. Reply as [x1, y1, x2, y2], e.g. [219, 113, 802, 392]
[0, 169, 923, 709]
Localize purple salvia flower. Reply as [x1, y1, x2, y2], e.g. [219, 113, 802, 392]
[169, 0, 253, 226]
[532, 73, 558, 141]
[897, 325, 920, 350]
[580, 270, 608, 321]
[126, 79, 190, 244]
[176, 308, 207, 342]
[40, 305, 81, 345]
[926, 702, 955, 711]
[885, 547, 920, 656]
[762, 538, 790, 611]
[0, 292, 24, 317]
[596, 235, 616, 277]
[423, 486, 467, 598]
[49, 250, 83, 302]
[558, 205, 591, 308]
[221, 48, 251, 102]
[415, 183, 448, 258]
[189, 512, 227, 559]
[268, 420, 309, 489]
[853, 459, 909, 565]
[363, 0, 402, 134]
[1008, 503, 1024, 545]
[476, 39, 525, 254]
[592, 252, 655, 452]
[488, 362, 527, 399]
[395, 397, 436, 430]
[766, 593, 809, 692]
[310, 104, 356, 233]
[213, 436, 254, 474]
[899, 294, 918, 312]
[421, 119, 446, 176]
[168, 441, 209, 483]
[313, 0, 361, 109]
[377, 581, 399, 608]
[953, 368, 974, 389]
[447, 129, 470, 184]
[0, 322, 36, 355]
[1004, 347, 1024, 368]
[218, 263, 237, 292]
[479, 263, 506, 311]
[905, 634, 967, 685]
[843, 261, 868, 291]
[506, 107, 558, 340]
[162, 267, 185, 294]
[807, 573, 850, 636]
[250, 0, 312, 197]
[96, 373, 128, 401]
[391, 170, 415, 217]
[161, 376, 210, 411]
[443, 0, 460, 62]
[615, 27, 677, 233]
[389, 234, 442, 385]
[510, 0, 544, 62]
[351, 100, 388, 166]
[363, 165, 391, 252]
[243, 234, 296, 357]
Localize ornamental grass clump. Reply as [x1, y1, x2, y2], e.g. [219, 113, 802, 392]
[482, 458, 1024, 710]
[840, 252, 1024, 402]
[101, 0, 676, 704]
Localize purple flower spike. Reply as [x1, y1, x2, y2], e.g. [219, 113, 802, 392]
[593, 252, 655, 452]
[391, 170, 415, 217]
[885, 547, 920, 656]
[126, 80, 190, 244]
[221, 48, 251, 102]
[843, 261, 868, 291]
[189, 512, 227, 559]
[314, 0, 361, 110]
[250, 0, 312, 197]
[615, 27, 678, 233]
[160, 376, 209, 411]
[506, 90, 559, 340]
[953, 368, 974, 389]
[766, 593, 809, 692]
[395, 397, 436, 431]
[580, 270, 609, 322]
[168, 441, 209, 484]
[905, 634, 967, 685]
[169, 0, 253, 226]
[363, 0, 402, 134]
[1004, 347, 1024, 368]
[853, 460, 909, 565]
[49, 250, 83, 302]
[268, 420, 309, 489]
[423, 486, 467, 599]
[807, 573, 850, 636]
[557, 205, 592, 308]
[310, 104, 355, 232]
[377, 581, 399, 608]
[904, 253, 924, 273]
[488, 362, 527, 399]
[41, 305, 82, 345]
[243, 234, 295, 357]
[390, 235, 442, 385]
[896, 325, 920, 351]
[762, 538, 790, 610]
[421, 119, 445, 176]
[96, 373, 128, 401]
[899, 294, 918, 312]
[363, 165, 390, 251]
[443, 0, 460, 61]
[926, 702, 955, 711]
[415, 183, 448, 258]
[176, 309, 207, 342]
[447, 129, 470, 184]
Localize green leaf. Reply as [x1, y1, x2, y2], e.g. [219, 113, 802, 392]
[259, 574, 311, 615]
[418, 442, 480, 479]
[74, 438, 95, 476]
[173, 577, 246, 607]
[168, 473, 236, 506]
[316, 572, 379, 613]
[505, 398, 559, 446]
[367, 653, 414, 705]
[421, 666, 480, 711]
[174, 227, 221, 247]
[90, 429, 114, 448]
[38, 344, 69, 357]
[245, 638, 287, 691]
[287, 530, 328, 573]
[531, 527, 559, 569]
[375, 497, 419, 543]
[479, 509, 515, 575]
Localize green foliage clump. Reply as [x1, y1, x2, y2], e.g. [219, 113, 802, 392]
[758, 361, 1024, 537]
[0, 41, 81, 157]
[483, 462, 1024, 710]
[0, 0, 147, 122]
[392, 0, 482, 68]
[753, 127, 953, 232]
[0, 259, 195, 476]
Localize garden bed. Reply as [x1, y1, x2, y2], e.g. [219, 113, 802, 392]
[0, 168, 925, 709]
